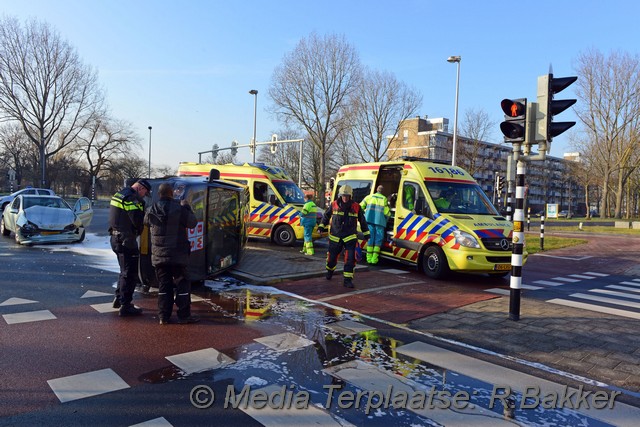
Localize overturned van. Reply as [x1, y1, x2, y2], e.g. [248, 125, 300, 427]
[177, 162, 322, 246]
[333, 157, 523, 279]
[138, 172, 249, 287]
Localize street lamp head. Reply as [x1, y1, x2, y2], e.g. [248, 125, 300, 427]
[148, 126, 152, 130]
[447, 55, 461, 63]
[249, 89, 258, 95]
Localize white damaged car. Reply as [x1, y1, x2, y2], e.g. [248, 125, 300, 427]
[1, 195, 93, 245]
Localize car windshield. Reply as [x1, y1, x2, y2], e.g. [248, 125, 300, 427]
[272, 181, 305, 204]
[425, 182, 499, 215]
[23, 197, 68, 209]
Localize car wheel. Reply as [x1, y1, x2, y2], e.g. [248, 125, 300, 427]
[14, 227, 22, 245]
[421, 245, 450, 279]
[0, 217, 10, 237]
[76, 229, 86, 243]
[272, 224, 295, 246]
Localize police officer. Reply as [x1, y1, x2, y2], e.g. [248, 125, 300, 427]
[360, 185, 390, 265]
[318, 185, 369, 288]
[109, 179, 150, 316]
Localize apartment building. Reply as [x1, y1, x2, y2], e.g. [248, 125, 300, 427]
[387, 116, 583, 215]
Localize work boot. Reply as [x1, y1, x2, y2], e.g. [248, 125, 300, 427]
[177, 315, 200, 324]
[159, 317, 171, 325]
[325, 270, 333, 280]
[343, 278, 354, 288]
[119, 305, 143, 317]
[112, 297, 121, 309]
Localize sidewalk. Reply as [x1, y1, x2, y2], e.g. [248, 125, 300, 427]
[229, 236, 640, 405]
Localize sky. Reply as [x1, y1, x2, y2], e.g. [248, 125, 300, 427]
[2, 0, 639, 172]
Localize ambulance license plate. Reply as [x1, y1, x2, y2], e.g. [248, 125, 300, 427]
[494, 264, 511, 271]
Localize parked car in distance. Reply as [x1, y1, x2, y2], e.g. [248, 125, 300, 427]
[0, 187, 55, 211]
[1, 195, 93, 245]
[557, 210, 573, 219]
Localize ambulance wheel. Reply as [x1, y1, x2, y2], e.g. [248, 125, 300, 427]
[273, 224, 295, 246]
[422, 246, 450, 279]
[1, 217, 10, 236]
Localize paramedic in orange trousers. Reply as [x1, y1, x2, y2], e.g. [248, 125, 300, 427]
[317, 185, 370, 288]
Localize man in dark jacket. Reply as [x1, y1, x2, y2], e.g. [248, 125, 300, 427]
[144, 183, 198, 325]
[317, 185, 369, 288]
[109, 179, 150, 316]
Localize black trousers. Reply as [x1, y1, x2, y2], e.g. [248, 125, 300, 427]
[326, 236, 357, 280]
[155, 263, 191, 320]
[110, 234, 139, 307]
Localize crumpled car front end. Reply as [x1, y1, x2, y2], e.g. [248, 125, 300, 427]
[15, 206, 85, 245]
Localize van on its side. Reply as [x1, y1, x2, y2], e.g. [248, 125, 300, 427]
[177, 162, 322, 246]
[333, 157, 523, 279]
[138, 174, 249, 288]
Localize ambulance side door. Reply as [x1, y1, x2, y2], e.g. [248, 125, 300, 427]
[392, 180, 432, 251]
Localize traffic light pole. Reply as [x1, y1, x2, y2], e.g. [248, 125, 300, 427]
[509, 148, 526, 321]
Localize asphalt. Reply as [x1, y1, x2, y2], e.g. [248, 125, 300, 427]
[229, 233, 640, 407]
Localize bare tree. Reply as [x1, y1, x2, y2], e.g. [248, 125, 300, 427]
[0, 17, 103, 187]
[574, 49, 640, 218]
[458, 108, 497, 177]
[0, 123, 33, 186]
[269, 32, 362, 207]
[73, 115, 141, 196]
[345, 69, 422, 162]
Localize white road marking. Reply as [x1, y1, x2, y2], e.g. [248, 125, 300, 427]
[165, 348, 234, 375]
[547, 298, 640, 320]
[47, 368, 129, 403]
[3, 309, 56, 324]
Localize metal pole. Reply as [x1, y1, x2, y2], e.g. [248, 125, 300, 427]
[452, 61, 460, 166]
[249, 90, 258, 163]
[447, 56, 461, 166]
[298, 139, 303, 187]
[148, 126, 152, 178]
[509, 158, 526, 321]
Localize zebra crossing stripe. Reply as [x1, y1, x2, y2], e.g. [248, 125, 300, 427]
[533, 280, 565, 286]
[547, 298, 640, 320]
[568, 274, 596, 279]
[520, 284, 543, 290]
[324, 359, 512, 426]
[607, 285, 640, 293]
[582, 272, 609, 277]
[590, 289, 640, 301]
[239, 384, 344, 426]
[570, 293, 640, 309]
[551, 277, 580, 283]
[619, 281, 640, 287]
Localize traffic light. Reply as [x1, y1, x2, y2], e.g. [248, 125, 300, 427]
[270, 134, 277, 154]
[496, 175, 504, 194]
[500, 98, 527, 143]
[537, 74, 577, 142]
[231, 140, 238, 156]
[211, 143, 219, 160]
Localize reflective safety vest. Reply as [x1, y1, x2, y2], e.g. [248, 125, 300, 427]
[300, 200, 318, 227]
[361, 192, 390, 226]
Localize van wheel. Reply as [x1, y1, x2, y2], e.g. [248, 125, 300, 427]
[273, 224, 295, 246]
[1, 217, 10, 236]
[421, 246, 450, 279]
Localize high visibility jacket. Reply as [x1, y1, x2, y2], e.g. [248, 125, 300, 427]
[360, 192, 390, 227]
[321, 198, 370, 241]
[300, 200, 318, 227]
[404, 185, 415, 210]
[109, 186, 145, 238]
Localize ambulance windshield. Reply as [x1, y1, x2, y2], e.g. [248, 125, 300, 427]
[273, 181, 305, 204]
[426, 182, 499, 215]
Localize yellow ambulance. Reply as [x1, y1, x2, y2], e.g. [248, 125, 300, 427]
[332, 157, 522, 279]
[178, 162, 321, 246]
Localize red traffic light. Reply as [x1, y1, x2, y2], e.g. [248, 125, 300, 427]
[501, 99, 526, 118]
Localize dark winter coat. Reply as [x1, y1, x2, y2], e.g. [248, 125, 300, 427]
[144, 197, 197, 267]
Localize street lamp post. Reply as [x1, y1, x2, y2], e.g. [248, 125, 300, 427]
[147, 126, 152, 178]
[249, 89, 258, 162]
[447, 55, 461, 166]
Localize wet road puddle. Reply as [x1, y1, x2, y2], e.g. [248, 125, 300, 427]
[138, 278, 616, 426]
